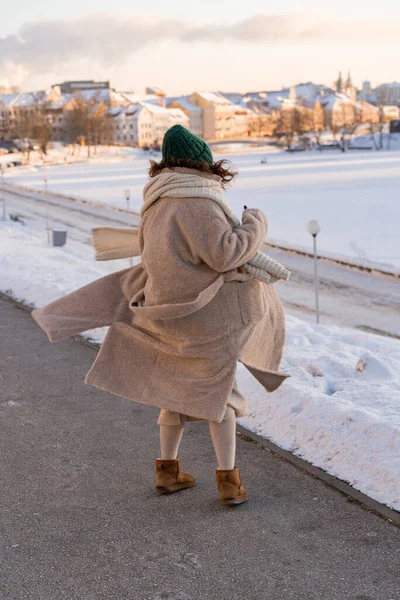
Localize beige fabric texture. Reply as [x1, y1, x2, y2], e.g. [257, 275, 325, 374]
[157, 382, 247, 425]
[92, 227, 140, 261]
[91, 169, 291, 283]
[143, 169, 290, 284]
[32, 168, 289, 423]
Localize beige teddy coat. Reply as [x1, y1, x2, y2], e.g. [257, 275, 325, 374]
[32, 172, 288, 422]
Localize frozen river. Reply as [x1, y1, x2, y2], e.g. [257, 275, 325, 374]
[5, 147, 400, 270]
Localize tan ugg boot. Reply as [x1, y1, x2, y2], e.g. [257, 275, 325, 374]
[216, 467, 248, 506]
[155, 459, 196, 495]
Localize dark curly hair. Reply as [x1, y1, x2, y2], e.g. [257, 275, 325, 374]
[148, 157, 238, 188]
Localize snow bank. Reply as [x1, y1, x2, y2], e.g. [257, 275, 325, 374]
[237, 320, 400, 510]
[1, 219, 399, 511]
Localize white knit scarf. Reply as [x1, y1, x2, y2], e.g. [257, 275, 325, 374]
[142, 171, 290, 284]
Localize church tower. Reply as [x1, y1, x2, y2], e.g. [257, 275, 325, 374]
[336, 71, 343, 93]
[345, 72, 356, 101]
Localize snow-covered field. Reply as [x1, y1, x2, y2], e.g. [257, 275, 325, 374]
[1, 218, 399, 511]
[3, 141, 400, 271]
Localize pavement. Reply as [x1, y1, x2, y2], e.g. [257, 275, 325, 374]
[1, 297, 399, 600]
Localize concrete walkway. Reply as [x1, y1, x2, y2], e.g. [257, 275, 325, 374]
[1, 298, 399, 600]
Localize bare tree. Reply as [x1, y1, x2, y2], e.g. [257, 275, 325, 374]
[65, 95, 109, 157]
[10, 108, 34, 161]
[10, 94, 54, 158]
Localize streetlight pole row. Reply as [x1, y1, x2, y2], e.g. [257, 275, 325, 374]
[1, 164, 5, 221]
[124, 188, 132, 267]
[44, 176, 51, 245]
[307, 219, 321, 324]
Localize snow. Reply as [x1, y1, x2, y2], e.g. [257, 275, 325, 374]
[0, 93, 19, 107]
[1, 216, 399, 511]
[237, 322, 400, 511]
[167, 108, 190, 124]
[140, 102, 169, 115]
[4, 143, 400, 271]
[167, 96, 202, 113]
[196, 91, 232, 105]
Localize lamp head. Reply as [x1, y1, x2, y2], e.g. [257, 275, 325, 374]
[307, 220, 321, 236]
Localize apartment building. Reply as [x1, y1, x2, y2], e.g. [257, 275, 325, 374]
[375, 83, 400, 107]
[0, 94, 18, 138]
[107, 104, 154, 146]
[107, 103, 189, 147]
[189, 92, 237, 140]
[168, 96, 204, 137]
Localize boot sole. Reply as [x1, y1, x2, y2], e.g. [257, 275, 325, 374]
[220, 496, 248, 506]
[156, 481, 197, 495]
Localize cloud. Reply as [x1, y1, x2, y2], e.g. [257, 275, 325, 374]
[0, 12, 398, 87]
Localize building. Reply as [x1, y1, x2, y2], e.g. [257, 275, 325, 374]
[106, 104, 154, 146]
[319, 93, 356, 129]
[167, 96, 204, 137]
[0, 93, 18, 139]
[105, 102, 188, 148]
[381, 105, 400, 122]
[375, 83, 400, 106]
[189, 92, 237, 140]
[357, 100, 379, 124]
[56, 80, 110, 95]
[167, 107, 190, 129]
[359, 80, 376, 104]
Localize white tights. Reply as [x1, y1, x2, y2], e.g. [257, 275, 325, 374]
[159, 409, 236, 470]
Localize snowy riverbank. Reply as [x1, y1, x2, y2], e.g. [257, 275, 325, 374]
[3, 143, 400, 271]
[1, 218, 399, 511]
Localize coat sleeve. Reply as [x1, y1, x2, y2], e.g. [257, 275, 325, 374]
[179, 200, 268, 273]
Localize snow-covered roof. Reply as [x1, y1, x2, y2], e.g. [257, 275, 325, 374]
[9, 92, 41, 107]
[167, 108, 189, 123]
[46, 95, 73, 110]
[140, 102, 169, 115]
[245, 100, 276, 116]
[0, 93, 19, 107]
[318, 92, 357, 110]
[107, 106, 123, 117]
[72, 88, 127, 106]
[109, 90, 129, 105]
[295, 82, 333, 100]
[167, 96, 202, 113]
[195, 91, 232, 105]
[106, 104, 141, 119]
[122, 93, 159, 105]
[245, 90, 288, 109]
[218, 93, 252, 110]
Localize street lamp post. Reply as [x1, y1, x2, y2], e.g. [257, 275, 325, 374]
[124, 188, 131, 213]
[124, 188, 132, 266]
[44, 175, 50, 245]
[1, 164, 5, 221]
[307, 220, 321, 324]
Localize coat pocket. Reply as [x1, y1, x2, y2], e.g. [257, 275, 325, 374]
[235, 280, 269, 326]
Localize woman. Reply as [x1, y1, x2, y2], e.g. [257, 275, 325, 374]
[33, 125, 289, 506]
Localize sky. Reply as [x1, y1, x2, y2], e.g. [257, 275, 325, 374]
[1, 0, 399, 93]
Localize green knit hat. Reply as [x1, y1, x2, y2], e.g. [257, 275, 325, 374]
[162, 124, 213, 165]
